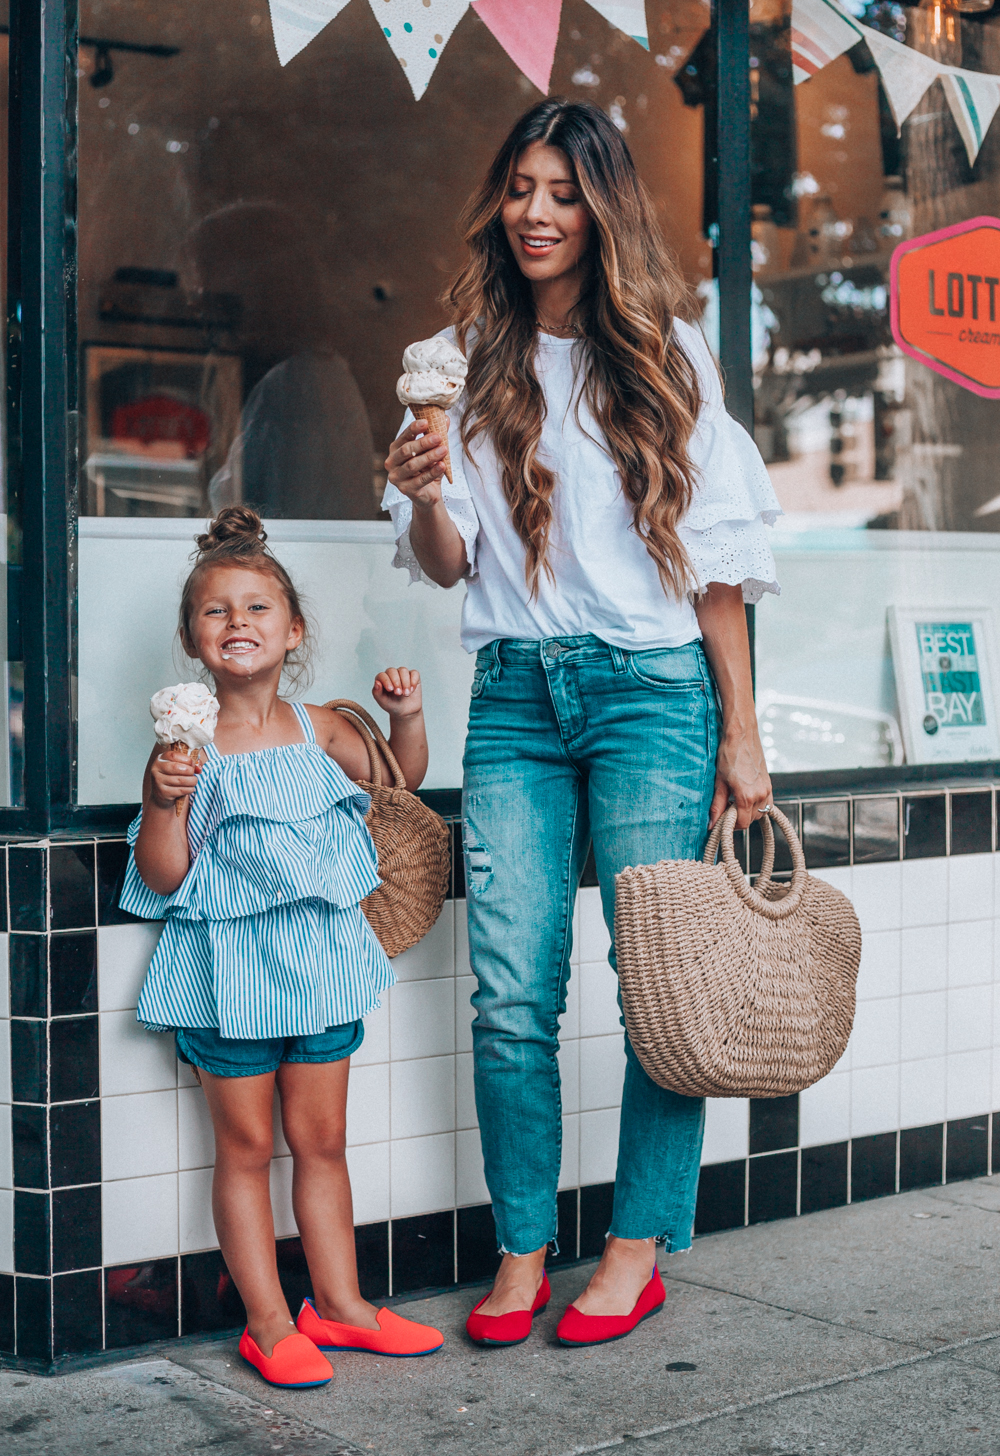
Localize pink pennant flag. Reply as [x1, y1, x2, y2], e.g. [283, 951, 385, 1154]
[472, 0, 563, 93]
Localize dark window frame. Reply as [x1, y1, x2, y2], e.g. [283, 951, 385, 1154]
[4, 0, 996, 837]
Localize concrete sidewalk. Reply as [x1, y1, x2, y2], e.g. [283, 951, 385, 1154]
[5, 1177, 1000, 1455]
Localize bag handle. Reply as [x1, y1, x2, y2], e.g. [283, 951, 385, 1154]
[324, 699, 406, 791]
[702, 804, 808, 920]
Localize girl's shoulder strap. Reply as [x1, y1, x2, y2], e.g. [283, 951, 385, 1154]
[291, 701, 317, 743]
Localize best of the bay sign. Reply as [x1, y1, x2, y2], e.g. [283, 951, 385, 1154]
[891, 216, 1000, 397]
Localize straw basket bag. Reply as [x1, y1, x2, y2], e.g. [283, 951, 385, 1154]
[615, 805, 861, 1098]
[325, 700, 451, 959]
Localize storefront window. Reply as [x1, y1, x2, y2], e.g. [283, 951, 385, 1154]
[75, 0, 712, 803]
[753, 0, 1000, 775]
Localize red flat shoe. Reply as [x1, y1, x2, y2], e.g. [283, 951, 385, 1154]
[556, 1265, 665, 1347]
[239, 1327, 333, 1388]
[297, 1298, 443, 1356]
[466, 1273, 551, 1346]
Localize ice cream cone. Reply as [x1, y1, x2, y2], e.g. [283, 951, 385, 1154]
[421, 405, 452, 484]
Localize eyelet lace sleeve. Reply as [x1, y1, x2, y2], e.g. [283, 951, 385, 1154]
[383, 407, 480, 586]
[675, 318, 782, 603]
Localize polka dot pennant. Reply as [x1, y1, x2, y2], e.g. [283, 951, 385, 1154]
[367, 0, 470, 98]
[269, 0, 651, 89]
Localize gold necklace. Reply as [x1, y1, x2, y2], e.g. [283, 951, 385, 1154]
[536, 315, 580, 337]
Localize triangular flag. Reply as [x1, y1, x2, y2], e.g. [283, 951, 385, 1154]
[790, 0, 861, 84]
[585, 0, 648, 50]
[860, 24, 940, 129]
[371, 0, 470, 99]
[471, 0, 563, 93]
[941, 68, 1000, 166]
[268, 0, 350, 66]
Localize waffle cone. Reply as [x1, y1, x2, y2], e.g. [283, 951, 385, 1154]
[421, 405, 453, 484]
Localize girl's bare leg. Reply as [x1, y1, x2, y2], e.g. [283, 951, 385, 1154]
[276, 1057, 380, 1329]
[198, 1068, 295, 1356]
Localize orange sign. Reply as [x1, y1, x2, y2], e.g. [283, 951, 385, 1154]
[891, 216, 1000, 398]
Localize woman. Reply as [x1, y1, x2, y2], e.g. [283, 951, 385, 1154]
[383, 99, 779, 1347]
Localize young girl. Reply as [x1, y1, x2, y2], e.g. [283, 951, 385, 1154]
[121, 506, 444, 1389]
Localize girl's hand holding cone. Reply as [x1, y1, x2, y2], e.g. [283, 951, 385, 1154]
[150, 746, 202, 815]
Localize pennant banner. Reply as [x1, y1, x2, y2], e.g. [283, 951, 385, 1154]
[271, 0, 649, 92]
[586, 0, 649, 51]
[269, 0, 350, 67]
[793, 0, 1000, 163]
[940, 69, 1000, 168]
[858, 23, 939, 130]
[471, 0, 563, 93]
[371, 0, 470, 100]
[791, 0, 860, 84]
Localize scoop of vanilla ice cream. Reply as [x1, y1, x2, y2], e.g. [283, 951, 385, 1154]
[397, 336, 467, 409]
[150, 682, 220, 751]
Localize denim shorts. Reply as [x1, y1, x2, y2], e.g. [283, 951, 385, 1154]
[175, 1020, 364, 1078]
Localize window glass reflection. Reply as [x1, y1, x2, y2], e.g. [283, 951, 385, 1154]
[76, 0, 714, 803]
[753, 0, 1000, 773]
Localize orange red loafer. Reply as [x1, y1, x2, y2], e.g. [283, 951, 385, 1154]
[465, 1273, 551, 1347]
[556, 1265, 666, 1347]
[297, 1298, 443, 1357]
[239, 1328, 333, 1388]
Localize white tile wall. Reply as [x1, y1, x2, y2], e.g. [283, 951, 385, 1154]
[899, 1055, 947, 1128]
[559, 1112, 580, 1189]
[0, 935, 9, 1019]
[270, 1156, 297, 1239]
[179, 1166, 216, 1253]
[347, 1141, 391, 1225]
[102, 1091, 178, 1182]
[178, 1085, 215, 1170]
[97, 923, 163, 1011]
[0, 1108, 11, 1190]
[103, 1174, 178, 1265]
[390, 1132, 455, 1218]
[901, 859, 949, 928]
[579, 1107, 620, 1186]
[0, 1019, 9, 1106]
[702, 1098, 749, 1164]
[456, 1127, 489, 1207]
[390, 1056, 454, 1141]
[0, 1188, 12, 1275]
[100, 1011, 177, 1096]
[799, 1070, 850, 1147]
[86, 858, 1000, 1268]
[949, 854, 994, 922]
[947, 920, 993, 988]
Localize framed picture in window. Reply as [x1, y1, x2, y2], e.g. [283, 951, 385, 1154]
[888, 607, 1000, 764]
[82, 344, 242, 517]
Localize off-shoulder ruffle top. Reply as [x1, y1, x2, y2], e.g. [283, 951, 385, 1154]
[383, 319, 781, 654]
[120, 703, 394, 1039]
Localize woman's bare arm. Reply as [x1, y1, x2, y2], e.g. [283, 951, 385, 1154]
[385, 420, 468, 588]
[694, 582, 772, 830]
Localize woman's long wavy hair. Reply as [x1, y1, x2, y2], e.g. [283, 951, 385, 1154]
[448, 99, 702, 599]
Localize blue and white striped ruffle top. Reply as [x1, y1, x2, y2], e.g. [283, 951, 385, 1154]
[121, 702, 395, 1039]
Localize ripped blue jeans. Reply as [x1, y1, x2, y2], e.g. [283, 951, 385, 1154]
[463, 634, 719, 1256]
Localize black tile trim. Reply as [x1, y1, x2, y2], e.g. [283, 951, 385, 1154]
[104, 1259, 179, 1350]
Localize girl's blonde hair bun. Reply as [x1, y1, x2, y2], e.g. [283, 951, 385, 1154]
[195, 504, 269, 558]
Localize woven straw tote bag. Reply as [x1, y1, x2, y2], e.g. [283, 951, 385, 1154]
[325, 700, 451, 959]
[615, 805, 861, 1098]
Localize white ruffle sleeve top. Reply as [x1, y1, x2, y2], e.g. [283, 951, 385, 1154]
[383, 318, 780, 654]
